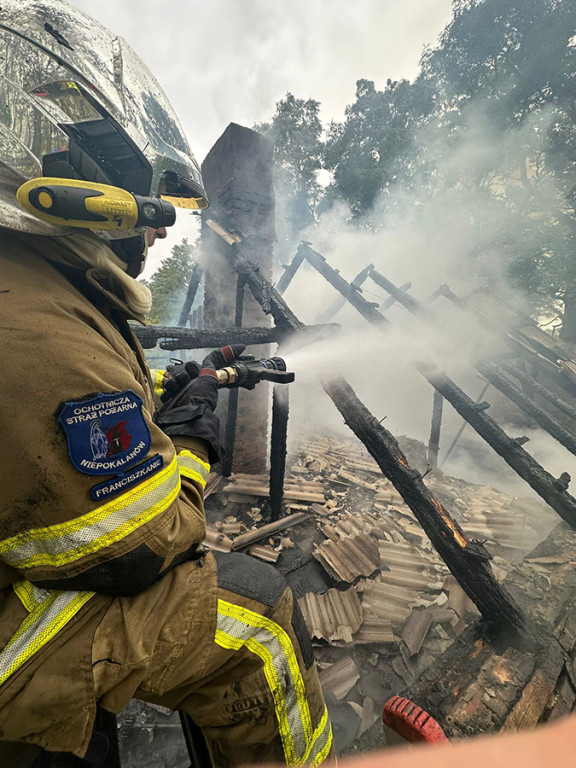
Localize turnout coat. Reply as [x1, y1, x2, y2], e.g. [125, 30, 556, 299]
[0, 229, 333, 767]
[0, 230, 213, 754]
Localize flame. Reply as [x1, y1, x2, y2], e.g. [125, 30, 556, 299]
[432, 496, 469, 549]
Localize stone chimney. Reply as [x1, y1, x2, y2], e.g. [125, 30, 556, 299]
[201, 123, 276, 474]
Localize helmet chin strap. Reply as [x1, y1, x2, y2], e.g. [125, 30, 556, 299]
[110, 233, 147, 278]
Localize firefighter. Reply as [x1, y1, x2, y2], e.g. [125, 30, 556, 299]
[0, 1, 333, 765]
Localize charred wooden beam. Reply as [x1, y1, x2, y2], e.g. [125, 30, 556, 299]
[499, 360, 576, 422]
[133, 323, 340, 350]
[178, 262, 204, 328]
[379, 282, 412, 313]
[401, 523, 576, 738]
[323, 376, 524, 632]
[299, 244, 388, 330]
[477, 359, 576, 456]
[270, 385, 289, 520]
[370, 268, 576, 458]
[428, 391, 444, 469]
[369, 269, 426, 318]
[207, 226, 525, 630]
[438, 284, 576, 398]
[315, 263, 374, 324]
[421, 361, 576, 527]
[298, 246, 576, 528]
[276, 247, 306, 295]
[207, 221, 304, 331]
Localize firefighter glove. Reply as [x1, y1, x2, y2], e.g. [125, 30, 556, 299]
[201, 344, 246, 370]
[156, 345, 246, 464]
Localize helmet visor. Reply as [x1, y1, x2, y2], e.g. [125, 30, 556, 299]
[158, 171, 209, 210]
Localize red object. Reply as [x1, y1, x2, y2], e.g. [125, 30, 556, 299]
[382, 696, 449, 745]
[106, 421, 132, 456]
[199, 367, 219, 379]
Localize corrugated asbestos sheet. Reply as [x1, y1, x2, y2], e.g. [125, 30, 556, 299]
[318, 657, 361, 699]
[313, 533, 380, 582]
[298, 587, 363, 644]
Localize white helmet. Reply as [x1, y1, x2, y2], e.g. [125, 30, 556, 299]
[0, 0, 208, 266]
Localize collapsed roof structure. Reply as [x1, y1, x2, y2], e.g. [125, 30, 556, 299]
[131, 123, 576, 760]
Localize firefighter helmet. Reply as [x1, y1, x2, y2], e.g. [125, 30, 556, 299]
[0, 0, 208, 251]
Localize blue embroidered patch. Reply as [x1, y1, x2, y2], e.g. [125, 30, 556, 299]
[58, 390, 151, 476]
[90, 454, 164, 501]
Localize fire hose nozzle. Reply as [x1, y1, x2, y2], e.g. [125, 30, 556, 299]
[215, 356, 295, 389]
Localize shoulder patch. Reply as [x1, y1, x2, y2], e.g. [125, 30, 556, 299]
[90, 454, 164, 501]
[58, 390, 151, 476]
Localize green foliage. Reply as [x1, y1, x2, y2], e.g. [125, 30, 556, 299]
[258, 0, 576, 334]
[323, 77, 434, 218]
[256, 93, 324, 255]
[142, 239, 195, 325]
[418, 0, 576, 328]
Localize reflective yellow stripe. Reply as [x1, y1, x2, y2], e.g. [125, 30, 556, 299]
[0, 587, 94, 686]
[13, 580, 50, 612]
[215, 599, 332, 765]
[151, 369, 166, 408]
[0, 455, 181, 570]
[178, 450, 210, 489]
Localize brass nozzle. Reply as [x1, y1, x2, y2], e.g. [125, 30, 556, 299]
[215, 366, 239, 386]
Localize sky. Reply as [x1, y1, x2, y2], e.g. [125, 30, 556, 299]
[67, 0, 455, 274]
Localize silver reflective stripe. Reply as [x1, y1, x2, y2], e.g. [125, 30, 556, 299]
[304, 707, 333, 766]
[0, 455, 180, 570]
[214, 599, 332, 765]
[177, 450, 210, 488]
[0, 588, 94, 686]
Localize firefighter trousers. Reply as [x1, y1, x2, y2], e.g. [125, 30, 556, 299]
[92, 551, 334, 766]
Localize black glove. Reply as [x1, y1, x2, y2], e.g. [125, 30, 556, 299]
[156, 345, 246, 464]
[161, 360, 201, 403]
[161, 345, 246, 404]
[201, 344, 246, 371]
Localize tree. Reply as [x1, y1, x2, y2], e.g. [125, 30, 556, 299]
[323, 77, 434, 218]
[256, 93, 324, 258]
[419, 0, 576, 336]
[142, 239, 196, 325]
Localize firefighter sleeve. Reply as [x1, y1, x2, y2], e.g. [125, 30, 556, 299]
[0, 279, 211, 596]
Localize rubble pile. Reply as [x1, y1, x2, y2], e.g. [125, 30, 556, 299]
[117, 432, 558, 764]
[201, 432, 556, 754]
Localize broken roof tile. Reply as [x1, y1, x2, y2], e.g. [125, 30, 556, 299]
[248, 544, 280, 563]
[299, 588, 363, 644]
[318, 657, 360, 699]
[353, 620, 396, 645]
[401, 610, 434, 657]
[313, 534, 380, 582]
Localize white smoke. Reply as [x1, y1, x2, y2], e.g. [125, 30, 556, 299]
[277, 96, 576, 498]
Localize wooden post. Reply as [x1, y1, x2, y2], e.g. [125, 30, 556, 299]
[441, 381, 491, 469]
[178, 262, 204, 327]
[222, 274, 246, 477]
[269, 385, 289, 520]
[428, 390, 444, 469]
